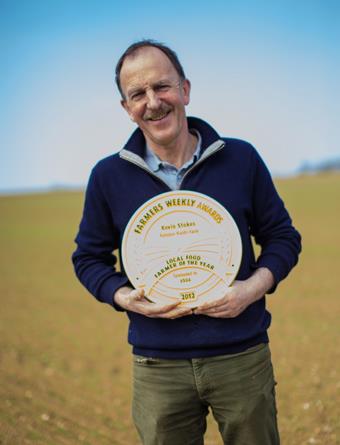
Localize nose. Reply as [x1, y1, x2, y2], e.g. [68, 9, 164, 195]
[145, 89, 161, 109]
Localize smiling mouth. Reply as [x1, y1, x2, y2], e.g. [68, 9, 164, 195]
[145, 110, 171, 122]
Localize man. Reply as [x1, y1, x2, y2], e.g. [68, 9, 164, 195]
[72, 40, 301, 445]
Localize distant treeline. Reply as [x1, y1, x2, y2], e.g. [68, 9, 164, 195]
[299, 157, 340, 174]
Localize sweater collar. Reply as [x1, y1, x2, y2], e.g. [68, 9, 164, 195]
[121, 116, 221, 157]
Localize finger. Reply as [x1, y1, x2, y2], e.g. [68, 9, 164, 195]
[195, 303, 230, 315]
[141, 301, 193, 319]
[204, 303, 245, 318]
[205, 310, 240, 318]
[195, 305, 239, 317]
[129, 288, 145, 301]
[196, 295, 230, 312]
[136, 301, 182, 316]
[159, 306, 193, 319]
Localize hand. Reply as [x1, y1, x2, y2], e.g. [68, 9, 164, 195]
[193, 281, 251, 318]
[113, 286, 193, 319]
[194, 267, 275, 318]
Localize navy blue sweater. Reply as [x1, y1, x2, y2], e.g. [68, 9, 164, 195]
[72, 117, 301, 358]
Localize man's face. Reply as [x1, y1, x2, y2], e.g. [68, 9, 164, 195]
[120, 47, 191, 149]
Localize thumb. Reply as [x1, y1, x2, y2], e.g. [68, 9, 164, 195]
[130, 288, 145, 301]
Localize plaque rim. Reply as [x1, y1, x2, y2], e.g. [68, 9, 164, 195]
[121, 190, 243, 307]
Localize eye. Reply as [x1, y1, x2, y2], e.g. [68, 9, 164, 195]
[155, 84, 170, 92]
[130, 91, 144, 101]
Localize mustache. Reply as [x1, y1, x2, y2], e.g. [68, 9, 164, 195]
[143, 104, 172, 121]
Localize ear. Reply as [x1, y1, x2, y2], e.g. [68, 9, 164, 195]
[182, 79, 191, 106]
[121, 99, 135, 122]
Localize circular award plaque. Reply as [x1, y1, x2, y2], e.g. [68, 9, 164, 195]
[121, 191, 242, 307]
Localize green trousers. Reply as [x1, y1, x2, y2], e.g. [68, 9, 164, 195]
[132, 343, 280, 445]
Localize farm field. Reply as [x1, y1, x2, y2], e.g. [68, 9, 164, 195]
[1, 173, 340, 445]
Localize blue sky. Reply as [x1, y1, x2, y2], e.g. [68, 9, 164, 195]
[1, 0, 339, 191]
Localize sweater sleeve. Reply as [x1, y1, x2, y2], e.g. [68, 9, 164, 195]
[249, 148, 301, 291]
[72, 167, 130, 310]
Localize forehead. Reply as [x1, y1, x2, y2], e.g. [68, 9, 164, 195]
[120, 47, 179, 93]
